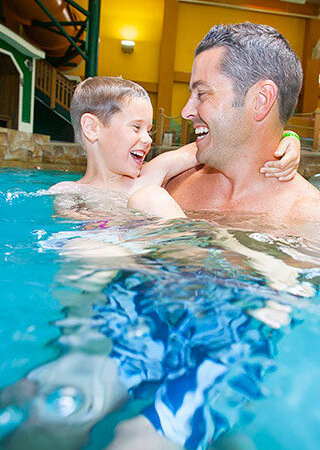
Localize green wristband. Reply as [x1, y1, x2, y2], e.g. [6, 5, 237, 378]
[281, 131, 300, 142]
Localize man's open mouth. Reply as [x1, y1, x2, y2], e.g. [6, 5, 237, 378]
[130, 150, 145, 165]
[195, 126, 209, 140]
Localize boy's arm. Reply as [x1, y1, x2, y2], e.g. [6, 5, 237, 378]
[141, 131, 300, 186]
[49, 182, 90, 220]
[128, 186, 186, 219]
[260, 132, 300, 181]
[52, 193, 92, 220]
[48, 181, 77, 194]
[141, 143, 198, 186]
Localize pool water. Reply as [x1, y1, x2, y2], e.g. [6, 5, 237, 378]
[1, 168, 320, 450]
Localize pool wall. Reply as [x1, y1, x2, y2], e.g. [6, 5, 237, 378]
[0, 127, 86, 172]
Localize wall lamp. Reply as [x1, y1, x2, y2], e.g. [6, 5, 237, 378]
[121, 40, 135, 54]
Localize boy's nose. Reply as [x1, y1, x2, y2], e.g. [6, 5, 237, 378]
[141, 134, 152, 145]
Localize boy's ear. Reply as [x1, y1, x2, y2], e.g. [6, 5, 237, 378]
[80, 113, 101, 143]
[252, 80, 278, 122]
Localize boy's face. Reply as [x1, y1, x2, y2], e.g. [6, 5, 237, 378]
[100, 97, 153, 178]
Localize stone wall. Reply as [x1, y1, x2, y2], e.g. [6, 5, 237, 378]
[0, 127, 86, 172]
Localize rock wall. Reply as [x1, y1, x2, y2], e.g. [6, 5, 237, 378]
[0, 127, 86, 172]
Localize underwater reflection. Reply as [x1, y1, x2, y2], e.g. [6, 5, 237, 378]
[2, 215, 320, 450]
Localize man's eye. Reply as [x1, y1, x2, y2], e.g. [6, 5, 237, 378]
[197, 92, 206, 99]
[132, 125, 140, 131]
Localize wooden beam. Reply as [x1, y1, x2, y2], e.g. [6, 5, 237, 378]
[174, 71, 190, 83]
[301, 18, 320, 113]
[50, 67, 57, 109]
[134, 81, 158, 93]
[155, 0, 179, 145]
[313, 109, 320, 151]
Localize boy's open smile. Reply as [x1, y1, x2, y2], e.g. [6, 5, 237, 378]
[130, 149, 147, 166]
[99, 97, 153, 179]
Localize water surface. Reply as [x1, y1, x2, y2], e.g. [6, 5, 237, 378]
[0, 168, 320, 450]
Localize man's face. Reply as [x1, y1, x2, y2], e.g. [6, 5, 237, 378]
[182, 47, 250, 169]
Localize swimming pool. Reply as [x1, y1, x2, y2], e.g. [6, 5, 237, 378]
[1, 168, 320, 450]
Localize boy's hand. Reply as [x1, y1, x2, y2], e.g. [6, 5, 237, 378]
[260, 135, 300, 181]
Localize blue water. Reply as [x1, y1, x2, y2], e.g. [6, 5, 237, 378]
[1, 168, 320, 450]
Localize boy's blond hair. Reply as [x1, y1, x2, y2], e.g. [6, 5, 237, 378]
[71, 76, 151, 144]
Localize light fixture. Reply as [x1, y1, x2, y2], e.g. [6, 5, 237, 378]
[24, 58, 33, 72]
[121, 40, 135, 54]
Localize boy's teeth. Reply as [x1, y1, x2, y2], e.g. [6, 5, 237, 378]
[131, 151, 144, 157]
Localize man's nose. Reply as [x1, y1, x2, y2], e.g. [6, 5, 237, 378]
[182, 97, 195, 120]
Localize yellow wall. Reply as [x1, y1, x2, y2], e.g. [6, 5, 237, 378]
[98, 0, 164, 81]
[172, 2, 306, 118]
[67, 0, 317, 117]
[69, 0, 164, 84]
[4, 0, 318, 122]
[175, 3, 305, 72]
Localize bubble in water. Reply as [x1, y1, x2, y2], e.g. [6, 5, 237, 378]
[127, 317, 152, 339]
[0, 406, 26, 439]
[0, 410, 13, 425]
[45, 386, 83, 417]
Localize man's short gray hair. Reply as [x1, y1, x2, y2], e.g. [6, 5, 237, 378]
[195, 23, 303, 124]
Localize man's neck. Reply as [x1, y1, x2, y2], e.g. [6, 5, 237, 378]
[166, 125, 285, 212]
[207, 128, 283, 203]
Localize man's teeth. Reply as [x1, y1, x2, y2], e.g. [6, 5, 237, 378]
[195, 127, 209, 139]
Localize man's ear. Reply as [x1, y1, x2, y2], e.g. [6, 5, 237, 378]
[80, 113, 101, 143]
[252, 80, 278, 122]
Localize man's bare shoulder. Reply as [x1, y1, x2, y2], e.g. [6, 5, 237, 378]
[48, 181, 83, 195]
[166, 166, 205, 190]
[289, 175, 320, 222]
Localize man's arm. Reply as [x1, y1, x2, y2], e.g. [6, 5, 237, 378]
[140, 143, 199, 186]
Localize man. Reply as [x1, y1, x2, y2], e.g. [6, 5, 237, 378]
[118, 22, 320, 450]
[167, 22, 320, 222]
[130, 23, 320, 225]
